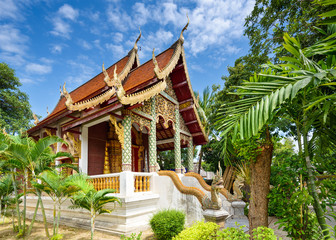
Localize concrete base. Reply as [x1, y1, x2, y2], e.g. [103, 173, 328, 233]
[25, 193, 159, 236]
[225, 201, 249, 232]
[202, 209, 229, 228]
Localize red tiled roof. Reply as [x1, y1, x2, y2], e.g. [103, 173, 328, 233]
[124, 48, 174, 92]
[36, 55, 130, 126]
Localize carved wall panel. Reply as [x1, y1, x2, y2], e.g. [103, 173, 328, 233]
[131, 112, 151, 133]
[137, 100, 152, 115]
[165, 77, 178, 101]
[156, 95, 176, 128]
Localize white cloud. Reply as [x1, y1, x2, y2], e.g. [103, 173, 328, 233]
[107, 5, 133, 31]
[50, 44, 64, 54]
[50, 4, 78, 38]
[58, 4, 79, 21]
[0, 0, 19, 20]
[0, 24, 28, 66]
[113, 32, 123, 43]
[138, 29, 174, 59]
[66, 58, 95, 85]
[105, 43, 126, 59]
[0, 24, 28, 54]
[133, 2, 150, 26]
[26, 63, 52, 75]
[78, 39, 92, 50]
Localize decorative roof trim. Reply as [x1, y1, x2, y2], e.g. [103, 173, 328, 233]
[152, 17, 189, 80]
[60, 82, 116, 111]
[117, 80, 167, 106]
[103, 29, 141, 86]
[180, 47, 208, 142]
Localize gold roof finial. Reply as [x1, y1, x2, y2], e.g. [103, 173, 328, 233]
[134, 27, 142, 51]
[46, 106, 49, 115]
[179, 14, 189, 43]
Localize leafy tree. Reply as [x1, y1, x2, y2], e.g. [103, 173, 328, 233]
[0, 63, 34, 133]
[244, 0, 331, 65]
[69, 174, 121, 240]
[217, 31, 335, 237]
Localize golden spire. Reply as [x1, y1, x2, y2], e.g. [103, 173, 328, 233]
[179, 14, 189, 43]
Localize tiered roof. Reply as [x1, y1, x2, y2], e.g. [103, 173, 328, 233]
[28, 24, 207, 146]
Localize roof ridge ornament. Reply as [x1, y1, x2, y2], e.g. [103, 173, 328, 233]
[134, 27, 141, 51]
[152, 15, 189, 79]
[179, 14, 189, 43]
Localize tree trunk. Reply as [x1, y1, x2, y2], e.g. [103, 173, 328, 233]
[11, 170, 21, 231]
[197, 147, 203, 174]
[303, 130, 329, 238]
[27, 199, 39, 235]
[36, 190, 50, 238]
[53, 200, 56, 236]
[23, 169, 27, 235]
[248, 128, 273, 235]
[56, 202, 61, 234]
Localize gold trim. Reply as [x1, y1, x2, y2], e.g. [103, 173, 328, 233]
[60, 82, 116, 111]
[117, 80, 167, 106]
[109, 115, 124, 149]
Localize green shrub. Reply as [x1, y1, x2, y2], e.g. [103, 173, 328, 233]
[217, 224, 249, 240]
[173, 221, 219, 240]
[150, 209, 185, 240]
[120, 232, 142, 240]
[252, 226, 277, 240]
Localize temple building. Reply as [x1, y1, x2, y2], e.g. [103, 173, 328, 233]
[25, 22, 244, 236]
[28, 23, 207, 177]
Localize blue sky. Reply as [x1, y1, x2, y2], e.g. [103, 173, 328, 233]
[0, 0, 255, 120]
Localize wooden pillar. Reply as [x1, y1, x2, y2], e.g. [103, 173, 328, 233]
[122, 110, 132, 171]
[174, 107, 182, 173]
[149, 97, 157, 172]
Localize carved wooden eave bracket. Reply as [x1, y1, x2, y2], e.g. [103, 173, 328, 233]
[60, 82, 116, 111]
[109, 115, 124, 149]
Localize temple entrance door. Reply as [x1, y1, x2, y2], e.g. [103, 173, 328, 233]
[132, 145, 144, 172]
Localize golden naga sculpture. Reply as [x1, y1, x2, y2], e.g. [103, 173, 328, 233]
[152, 15, 189, 80]
[63, 132, 81, 159]
[109, 115, 124, 149]
[158, 169, 224, 210]
[33, 113, 39, 125]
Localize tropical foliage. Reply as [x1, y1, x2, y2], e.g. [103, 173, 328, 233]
[69, 174, 121, 240]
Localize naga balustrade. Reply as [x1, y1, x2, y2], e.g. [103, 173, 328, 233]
[89, 172, 155, 195]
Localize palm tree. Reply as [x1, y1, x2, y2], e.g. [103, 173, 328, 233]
[0, 174, 14, 223]
[69, 174, 121, 240]
[3, 133, 72, 237]
[217, 32, 335, 236]
[33, 170, 79, 237]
